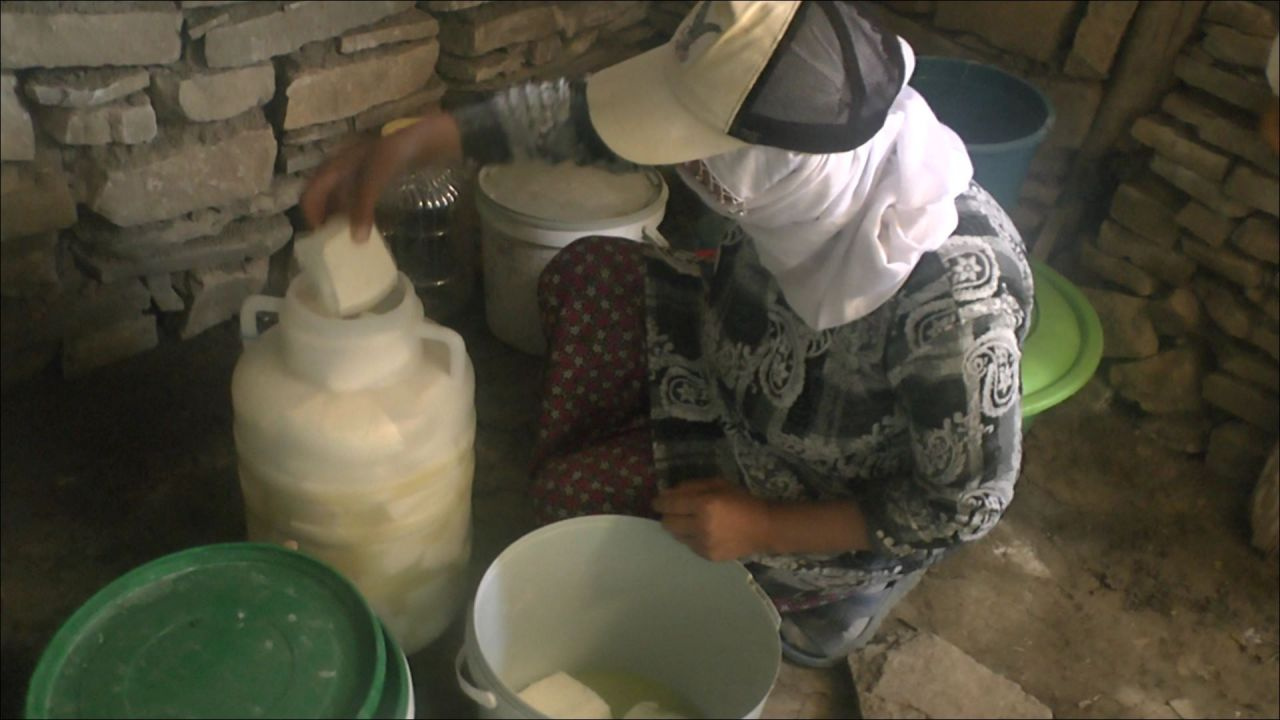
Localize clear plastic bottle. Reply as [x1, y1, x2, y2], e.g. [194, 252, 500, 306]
[377, 120, 474, 322]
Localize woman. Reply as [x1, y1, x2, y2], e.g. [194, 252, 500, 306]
[302, 0, 1033, 668]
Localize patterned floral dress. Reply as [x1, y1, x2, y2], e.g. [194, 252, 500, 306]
[456, 79, 1033, 616]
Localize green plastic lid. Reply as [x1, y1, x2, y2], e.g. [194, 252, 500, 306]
[374, 624, 413, 719]
[1021, 259, 1103, 419]
[25, 543, 386, 719]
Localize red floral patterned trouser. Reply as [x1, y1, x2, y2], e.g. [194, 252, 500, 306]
[530, 237, 660, 526]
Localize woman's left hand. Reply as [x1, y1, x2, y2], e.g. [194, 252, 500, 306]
[653, 478, 772, 561]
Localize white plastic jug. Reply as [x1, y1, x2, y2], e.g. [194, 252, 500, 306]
[232, 272, 476, 654]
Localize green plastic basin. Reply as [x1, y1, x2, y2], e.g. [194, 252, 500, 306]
[1021, 259, 1103, 421]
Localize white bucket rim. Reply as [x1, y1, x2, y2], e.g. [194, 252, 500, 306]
[463, 515, 782, 719]
[477, 165, 669, 241]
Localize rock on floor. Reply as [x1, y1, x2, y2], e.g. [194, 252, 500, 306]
[850, 628, 1053, 719]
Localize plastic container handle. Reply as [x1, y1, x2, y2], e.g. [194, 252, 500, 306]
[240, 295, 284, 340]
[417, 322, 467, 378]
[455, 649, 498, 710]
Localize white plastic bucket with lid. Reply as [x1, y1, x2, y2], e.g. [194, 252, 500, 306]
[476, 161, 668, 355]
[455, 515, 782, 719]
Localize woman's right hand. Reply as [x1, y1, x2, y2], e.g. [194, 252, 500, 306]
[300, 109, 464, 243]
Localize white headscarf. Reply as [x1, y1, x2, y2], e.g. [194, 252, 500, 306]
[676, 41, 974, 331]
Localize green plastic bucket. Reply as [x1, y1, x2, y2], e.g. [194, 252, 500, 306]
[1021, 260, 1103, 424]
[24, 543, 412, 719]
[910, 56, 1054, 210]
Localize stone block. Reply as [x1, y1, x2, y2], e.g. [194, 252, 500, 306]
[1207, 421, 1271, 482]
[1009, 204, 1046, 237]
[1138, 413, 1213, 454]
[203, 1, 414, 68]
[150, 62, 275, 123]
[73, 174, 304, 257]
[22, 67, 150, 108]
[184, 4, 238, 40]
[1224, 165, 1280, 218]
[76, 110, 276, 227]
[179, 255, 269, 338]
[1217, 342, 1280, 393]
[182, 1, 249, 7]
[1194, 277, 1258, 340]
[528, 34, 564, 66]
[1203, 0, 1277, 37]
[62, 311, 158, 379]
[281, 40, 438, 130]
[563, 28, 602, 60]
[1097, 220, 1196, 285]
[850, 630, 1053, 719]
[144, 274, 185, 313]
[1182, 237, 1267, 289]
[351, 76, 447, 132]
[282, 118, 352, 146]
[1064, 0, 1138, 79]
[603, 1, 650, 32]
[1080, 286, 1159, 358]
[1174, 54, 1273, 114]
[278, 136, 346, 175]
[1150, 155, 1251, 219]
[1161, 91, 1280, 177]
[438, 47, 524, 83]
[553, 1, 641, 37]
[1203, 372, 1280, 431]
[1232, 217, 1280, 265]
[1, 73, 34, 162]
[36, 93, 157, 146]
[933, 1, 1078, 63]
[438, 2, 558, 56]
[1109, 179, 1181, 247]
[1110, 347, 1206, 413]
[1252, 324, 1280, 361]
[75, 214, 293, 283]
[0, 2, 182, 69]
[0, 232, 60, 299]
[1039, 77, 1104, 149]
[1174, 202, 1235, 247]
[1202, 23, 1275, 70]
[340, 8, 439, 54]
[1130, 115, 1231, 183]
[1150, 287, 1203, 337]
[1081, 242, 1160, 296]
[0, 157, 77, 241]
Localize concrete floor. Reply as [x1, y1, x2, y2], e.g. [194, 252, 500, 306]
[3, 289, 1277, 718]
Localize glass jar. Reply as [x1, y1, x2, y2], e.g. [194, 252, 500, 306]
[376, 120, 475, 322]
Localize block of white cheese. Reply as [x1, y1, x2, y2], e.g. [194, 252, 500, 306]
[294, 216, 398, 317]
[517, 672, 613, 719]
[623, 701, 688, 719]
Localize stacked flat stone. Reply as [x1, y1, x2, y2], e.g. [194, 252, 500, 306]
[867, 1, 1131, 245]
[1076, 1, 1279, 482]
[433, 1, 655, 92]
[0, 1, 670, 387]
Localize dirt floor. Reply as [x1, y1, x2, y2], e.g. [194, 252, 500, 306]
[2, 292, 1277, 719]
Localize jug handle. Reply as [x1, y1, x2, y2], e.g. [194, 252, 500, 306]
[455, 648, 498, 709]
[417, 323, 467, 378]
[240, 296, 284, 340]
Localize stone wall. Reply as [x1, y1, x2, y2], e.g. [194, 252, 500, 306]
[0, 0, 660, 388]
[1074, 2, 1279, 485]
[863, 1, 1211, 256]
